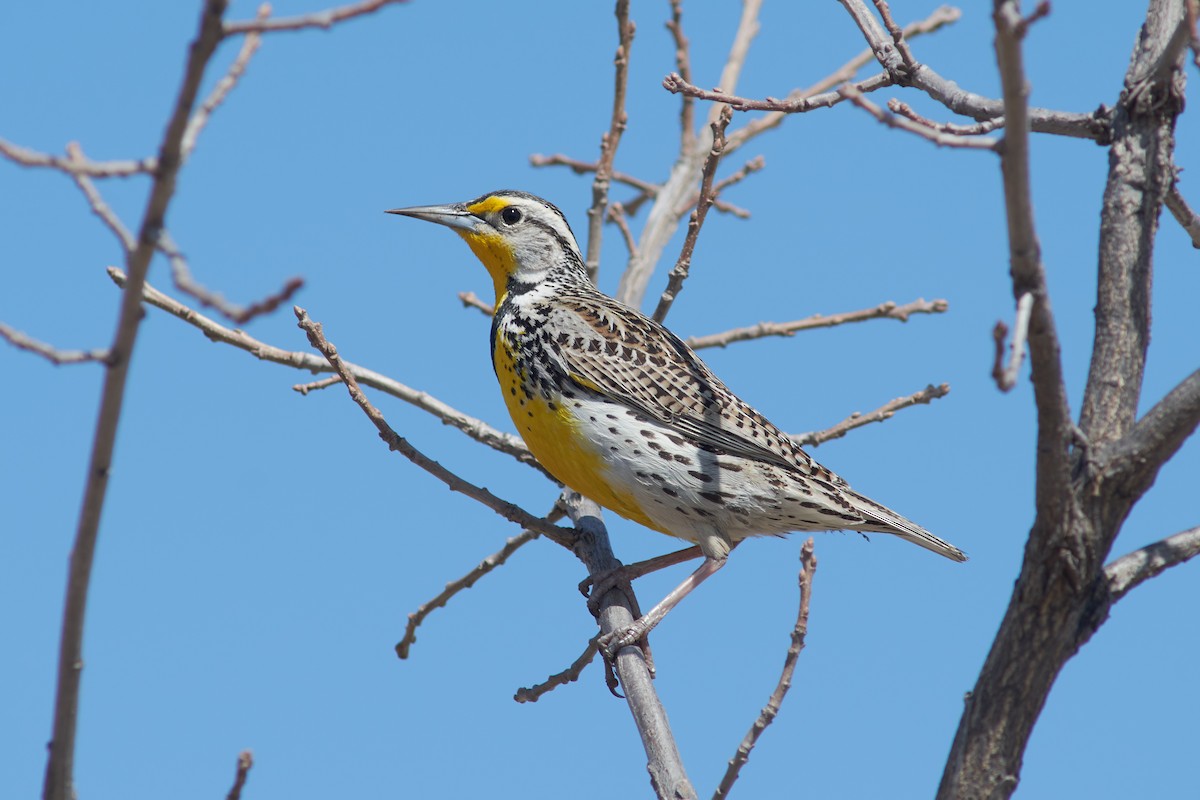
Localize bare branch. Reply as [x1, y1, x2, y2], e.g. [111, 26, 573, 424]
[991, 1, 1073, 512]
[44, 4, 231, 799]
[223, 0, 409, 35]
[528, 153, 659, 196]
[158, 231, 304, 324]
[1105, 526, 1200, 603]
[561, 492, 697, 799]
[872, 0, 917, 70]
[226, 750, 253, 800]
[456, 290, 494, 316]
[666, 0, 695, 152]
[0, 323, 110, 366]
[183, 4, 266, 159]
[108, 267, 543, 473]
[840, 83, 1000, 149]
[652, 106, 731, 323]
[888, 99, 1007, 135]
[837, 0, 1109, 142]
[1189, 0, 1200, 68]
[396, 510, 559, 660]
[616, 0, 763, 310]
[937, 4, 1188, 798]
[792, 384, 950, 447]
[64, 143, 136, 252]
[514, 635, 600, 703]
[724, 5, 962, 155]
[839, 0, 903, 78]
[292, 375, 342, 395]
[1105, 368, 1200, 492]
[713, 538, 816, 800]
[684, 298, 948, 350]
[584, 0, 635, 281]
[675, 155, 764, 219]
[991, 291, 1034, 391]
[1165, 180, 1200, 248]
[607, 202, 639, 260]
[294, 306, 574, 549]
[663, 70, 892, 115]
[1079, 0, 1189, 446]
[0, 138, 153, 177]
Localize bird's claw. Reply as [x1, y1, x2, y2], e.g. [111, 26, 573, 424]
[597, 619, 652, 662]
[581, 564, 640, 619]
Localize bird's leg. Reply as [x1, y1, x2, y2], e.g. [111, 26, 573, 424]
[580, 545, 704, 617]
[598, 555, 727, 658]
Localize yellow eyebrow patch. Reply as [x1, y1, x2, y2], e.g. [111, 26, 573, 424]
[467, 195, 511, 216]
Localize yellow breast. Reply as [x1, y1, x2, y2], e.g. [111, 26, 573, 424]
[492, 336, 657, 530]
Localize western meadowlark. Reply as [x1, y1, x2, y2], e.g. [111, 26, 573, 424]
[389, 190, 965, 652]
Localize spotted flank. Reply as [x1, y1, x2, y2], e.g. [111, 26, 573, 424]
[389, 191, 967, 568]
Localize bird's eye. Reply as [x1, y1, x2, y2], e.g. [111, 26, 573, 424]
[501, 206, 522, 225]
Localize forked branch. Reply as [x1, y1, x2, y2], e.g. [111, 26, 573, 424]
[109, 267, 543, 474]
[293, 306, 574, 549]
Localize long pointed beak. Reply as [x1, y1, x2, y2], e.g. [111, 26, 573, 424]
[386, 203, 486, 234]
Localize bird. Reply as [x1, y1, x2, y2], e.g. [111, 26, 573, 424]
[388, 190, 966, 653]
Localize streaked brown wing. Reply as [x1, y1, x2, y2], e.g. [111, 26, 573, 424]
[549, 292, 824, 476]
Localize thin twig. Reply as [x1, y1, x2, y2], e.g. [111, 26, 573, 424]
[294, 306, 574, 549]
[223, 0, 409, 35]
[616, 0, 763, 310]
[183, 4, 267, 158]
[663, 70, 892, 115]
[675, 155, 764, 219]
[0, 137, 153, 177]
[989, 0, 1072, 500]
[685, 298, 948, 350]
[1105, 525, 1200, 602]
[872, 0, 918, 70]
[992, 292, 1034, 391]
[723, 5, 962, 156]
[0, 323, 110, 366]
[44, 4, 231, 799]
[666, 0, 695, 153]
[457, 290, 494, 316]
[108, 267, 543, 473]
[841, 83, 1000, 149]
[396, 511, 559, 660]
[1014, 1, 1053, 37]
[292, 375, 342, 395]
[584, 0, 635, 281]
[226, 750, 254, 800]
[158, 231, 304, 324]
[528, 153, 660, 196]
[1165, 180, 1200, 248]
[652, 106, 732, 323]
[713, 538, 817, 799]
[65, 143, 137, 252]
[793, 384, 951, 447]
[607, 203, 639, 260]
[837, 0, 1108, 142]
[514, 635, 601, 703]
[889, 99, 1007, 135]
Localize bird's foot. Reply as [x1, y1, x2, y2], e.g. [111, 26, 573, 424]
[598, 617, 654, 661]
[580, 565, 642, 619]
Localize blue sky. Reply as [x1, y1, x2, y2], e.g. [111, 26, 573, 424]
[2, 2, 1197, 798]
